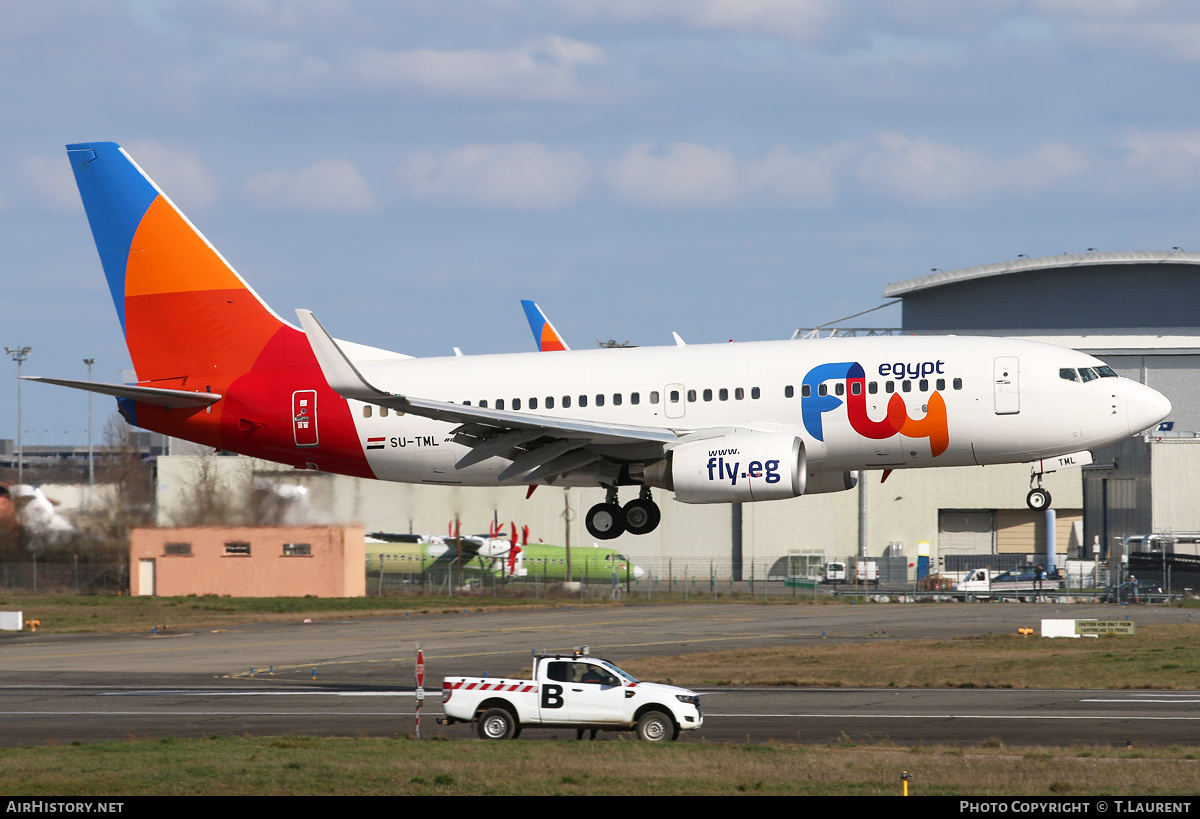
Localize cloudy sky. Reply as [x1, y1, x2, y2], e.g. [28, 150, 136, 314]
[2, 0, 1200, 446]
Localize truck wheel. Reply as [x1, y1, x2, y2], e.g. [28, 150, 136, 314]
[635, 710, 677, 742]
[476, 708, 517, 740]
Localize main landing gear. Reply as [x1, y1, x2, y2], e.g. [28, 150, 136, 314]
[585, 486, 661, 540]
[1026, 471, 1052, 511]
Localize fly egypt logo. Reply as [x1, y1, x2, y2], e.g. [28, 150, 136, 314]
[801, 361, 950, 457]
[706, 448, 783, 486]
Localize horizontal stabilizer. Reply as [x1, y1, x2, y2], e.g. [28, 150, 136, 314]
[23, 377, 221, 409]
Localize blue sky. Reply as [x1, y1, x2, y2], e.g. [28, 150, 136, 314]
[2, 0, 1200, 447]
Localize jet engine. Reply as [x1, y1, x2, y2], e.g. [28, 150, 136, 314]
[803, 470, 858, 494]
[644, 432, 805, 503]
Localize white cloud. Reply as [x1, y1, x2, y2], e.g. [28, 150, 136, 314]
[126, 140, 220, 209]
[748, 144, 855, 208]
[1121, 129, 1200, 180]
[350, 35, 603, 100]
[244, 159, 376, 212]
[585, 0, 844, 44]
[856, 131, 1088, 203]
[607, 143, 740, 208]
[398, 143, 592, 209]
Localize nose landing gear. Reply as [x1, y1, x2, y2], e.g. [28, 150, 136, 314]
[1026, 471, 1052, 510]
[585, 486, 662, 539]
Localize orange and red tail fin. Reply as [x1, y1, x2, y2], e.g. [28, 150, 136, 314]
[67, 142, 287, 390]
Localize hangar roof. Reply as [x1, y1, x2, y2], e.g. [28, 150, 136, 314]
[883, 250, 1200, 299]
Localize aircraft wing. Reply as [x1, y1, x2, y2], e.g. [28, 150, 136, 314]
[297, 310, 679, 482]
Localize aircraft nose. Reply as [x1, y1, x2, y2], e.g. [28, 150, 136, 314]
[1126, 381, 1171, 435]
[633, 566, 645, 580]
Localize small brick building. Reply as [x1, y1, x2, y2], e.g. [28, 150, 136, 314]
[130, 525, 365, 597]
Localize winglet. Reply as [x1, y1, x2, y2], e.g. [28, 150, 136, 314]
[521, 300, 570, 351]
[296, 309, 392, 401]
[672, 332, 687, 347]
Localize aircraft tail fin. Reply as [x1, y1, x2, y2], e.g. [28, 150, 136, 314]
[66, 142, 290, 389]
[520, 299, 570, 351]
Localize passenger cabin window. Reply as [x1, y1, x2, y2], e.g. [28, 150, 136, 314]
[751, 387, 760, 399]
[902, 380, 912, 392]
[479, 399, 488, 408]
[703, 389, 712, 401]
[919, 379, 928, 392]
[735, 388, 745, 400]
[868, 382, 878, 394]
[595, 394, 605, 407]
[546, 396, 554, 409]
[801, 385, 810, 398]
[953, 378, 963, 390]
[380, 407, 389, 417]
[669, 390, 679, 403]
[720, 388, 729, 400]
[631, 392, 640, 405]
[936, 378, 945, 391]
[512, 398, 521, 410]
[886, 381, 895, 394]
[363, 406, 372, 418]
[650, 392, 659, 404]
[784, 386, 793, 398]
[687, 389, 697, 402]
[851, 382, 861, 396]
[579, 395, 588, 407]
[818, 384, 828, 397]
[613, 393, 622, 406]
[496, 399, 505, 410]
[834, 383, 844, 396]
[562, 395, 571, 408]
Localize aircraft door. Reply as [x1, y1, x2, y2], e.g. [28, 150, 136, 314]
[664, 383, 686, 419]
[993, 357, 1020, 415]
[292, 390, 319, 447]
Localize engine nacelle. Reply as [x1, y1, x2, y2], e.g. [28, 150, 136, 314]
[804, 469, 858, 495]
[645, 433, 805, 504]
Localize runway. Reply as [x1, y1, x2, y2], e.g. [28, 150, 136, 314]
[1, 602, 1194, 746]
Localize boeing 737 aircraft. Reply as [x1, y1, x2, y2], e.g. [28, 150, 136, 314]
[32, 143, 1171, 540]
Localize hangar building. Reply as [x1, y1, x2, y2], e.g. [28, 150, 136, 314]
[884, 250, 1200, 561]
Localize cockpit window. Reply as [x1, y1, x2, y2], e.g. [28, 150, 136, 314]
[1059, 368, 1079, 382]
[1079, 367, 1098, 383]
[1096, 366, 1117, 378]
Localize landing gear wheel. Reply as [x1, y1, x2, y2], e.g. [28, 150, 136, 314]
[476, 708, 517, 740]
[635, 710, 677, 742]
[586, 503, 625, 540]
[622, 499, 661, 536]
[1026, 488, 1051, 510]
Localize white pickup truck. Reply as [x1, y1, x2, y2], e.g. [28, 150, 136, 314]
[439, 651, 703, 742]
[954, 567, 1063, 599]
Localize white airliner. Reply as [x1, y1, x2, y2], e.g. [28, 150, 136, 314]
[32, 142, 1172, 540]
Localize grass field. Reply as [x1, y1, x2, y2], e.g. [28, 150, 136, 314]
[3, 735, 1200, 796]
[0, 592, 614, 633]
[5, 594, 1200, 795]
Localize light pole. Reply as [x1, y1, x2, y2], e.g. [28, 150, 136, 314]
[83, 358, 95, 489]
[5, 346, 31, 486]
